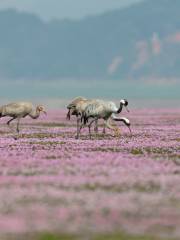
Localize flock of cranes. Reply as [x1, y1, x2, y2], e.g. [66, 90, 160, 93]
[0, 97, 131, 139]
[67, 97, 131, 139]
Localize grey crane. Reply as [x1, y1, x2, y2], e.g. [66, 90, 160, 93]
[80, 99, 130, 139]
[67, 97, 99, 138]
[66, 96, 87, 120]
[0, 102, 47, 137]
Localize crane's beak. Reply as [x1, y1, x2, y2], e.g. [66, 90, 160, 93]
[128, 126, 132, 136]
[125, 106, 129, 112]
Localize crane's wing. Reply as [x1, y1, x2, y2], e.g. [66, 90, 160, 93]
[85, 103, 104, 117]
[3, 102, 33, 116]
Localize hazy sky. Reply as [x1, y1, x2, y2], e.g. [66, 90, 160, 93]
[0, 0, 143, 21]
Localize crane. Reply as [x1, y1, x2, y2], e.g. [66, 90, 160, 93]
[80, 99, 130, 139]
[66, 96, 87, 120]
[0, 102, 47, 138]
[67, 97, 99, 138]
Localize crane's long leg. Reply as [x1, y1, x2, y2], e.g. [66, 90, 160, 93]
[11, 118, 21, 140]
[103, 122, 106, 134]
[110, 118, 120, 136]
[94, 119, 98, 133]
[76, 114, 88, 139]
[77, 117, 98, 139]
[82, 117, 98, 134]
[103, 118, 117, 134]
[6, 117, 19, 139]
[103, 118, 115, 134]
[16, 118, 20, 133]
[88, 118, 98, 139]
[75, 116, 81, 139]
[78, 124, 84, 138]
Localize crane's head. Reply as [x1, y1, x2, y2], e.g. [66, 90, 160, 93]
[112, 116, 132, 135]
[37, 105, 47, 115]
[120, 99, 129, 112]
[120, 117, 132, 134]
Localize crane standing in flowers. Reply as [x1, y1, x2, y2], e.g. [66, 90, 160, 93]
[0, 102, 47, 138]
[66, 96, 87, 120]
[78, 99, 131, 139]
[67, 97, 99, 138]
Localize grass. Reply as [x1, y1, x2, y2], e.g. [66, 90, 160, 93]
[21, 133, 61, 139]
[22, 122, 69, 128]
[48, 182, 161, 193]
[131, 147, 177, 156]
[29, 141, 66, 146]
[131, 148, 144, 155]
[5, 232, 177, 240]
[174, 138, 180, 142]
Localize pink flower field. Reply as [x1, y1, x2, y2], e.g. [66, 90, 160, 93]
[0, 108, 179, 240]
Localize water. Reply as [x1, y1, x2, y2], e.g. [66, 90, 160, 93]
[0, 79, 179, 108]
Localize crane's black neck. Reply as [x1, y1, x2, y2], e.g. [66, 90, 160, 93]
[119, 118, 130, 126]
[117, 103, 123, 114]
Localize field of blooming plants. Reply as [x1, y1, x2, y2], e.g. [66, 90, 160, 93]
[0, 108, 179, 240]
